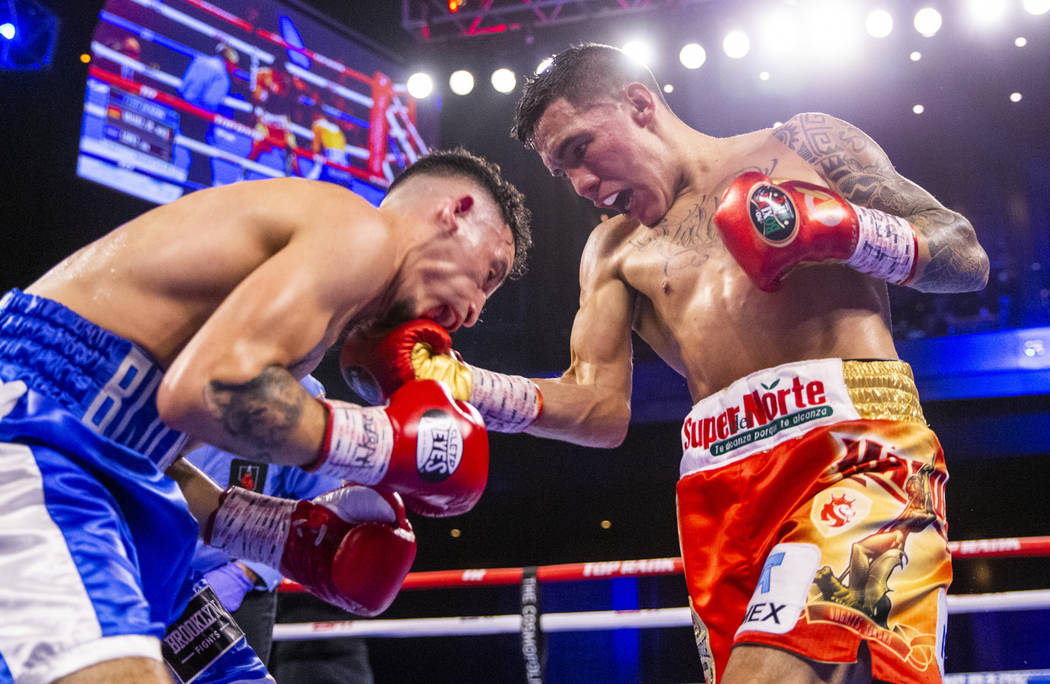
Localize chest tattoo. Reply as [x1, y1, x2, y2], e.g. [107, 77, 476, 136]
[628, 201, 719, 274]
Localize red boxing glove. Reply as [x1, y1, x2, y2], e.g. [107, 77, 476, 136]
[205, 485, 416, 617]
[340, 320, 452, 404]
[713, 171, 917, 291]
[341, 319, 541, 433]
[308, 380, 489, 517]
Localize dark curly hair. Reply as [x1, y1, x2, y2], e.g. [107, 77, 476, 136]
[511, 42, 667, 150]
[388, 147, 533, 278]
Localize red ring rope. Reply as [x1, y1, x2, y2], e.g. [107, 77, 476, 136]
[278, 535, 1050, 593]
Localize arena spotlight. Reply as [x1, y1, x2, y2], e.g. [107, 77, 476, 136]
[913, 8, 942, 37]
[1023, 0, 1050, 15]
[865, 9, 894, 38]
[722, 30, 750, 59]
[806, 3, 861, 60]
[491, 67, 516, 93]
[1015, 36, 1028, 47]
[967, 0, 1006, 25]
[449, 69, 474, 95]
[663, 83, 674, 93]
[621, 39, 654, 66]
[406, 72, 434, 98]
[758, 8, 801, 59]
[910, 50, 922, 61]
[679, 42, 706, 69]
[535, 56, 553, 74]
[0, 0, 59, 70]
[1010, 91, 1023, 102]
[912, 104, 925, 114]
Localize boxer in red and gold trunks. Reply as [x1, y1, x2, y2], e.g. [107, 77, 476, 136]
[390, 44, 988, 682]
[677, 358, 950, 682]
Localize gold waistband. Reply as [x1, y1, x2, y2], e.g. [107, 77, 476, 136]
[842, 360, 925, 425]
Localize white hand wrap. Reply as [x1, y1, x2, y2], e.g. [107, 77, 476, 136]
[468, 365, 542, 433]
[207, 487, 294, 569]
[846, 205, 918, 285]
[312, 400, 394, 483]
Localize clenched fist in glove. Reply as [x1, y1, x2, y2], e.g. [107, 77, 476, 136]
[204, 485, 416, 616]
[340, 319, 542, 433]
[713, 171, 918, 291]
[305, 379, 489, 517]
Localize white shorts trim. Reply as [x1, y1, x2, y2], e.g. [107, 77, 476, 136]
[679, 358, 861, 477]
[16, 634, 163, 684]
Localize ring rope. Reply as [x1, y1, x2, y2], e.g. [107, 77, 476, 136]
[272, 589, 1050, 641]
[277, 535, 1050, 594]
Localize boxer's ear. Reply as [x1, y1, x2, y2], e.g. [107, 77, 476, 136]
[437, 198, 457, 233]
[438, 195, 473, 235]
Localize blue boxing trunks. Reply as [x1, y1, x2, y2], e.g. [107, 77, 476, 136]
[0, 289, 200, 682]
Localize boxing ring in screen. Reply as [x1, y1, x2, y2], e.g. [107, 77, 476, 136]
[77, 0, 428, 204]
[274, 535, 1050, 682]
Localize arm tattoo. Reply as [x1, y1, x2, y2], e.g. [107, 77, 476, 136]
[204, 364, 304, 462]
[774, 113, 988, 292]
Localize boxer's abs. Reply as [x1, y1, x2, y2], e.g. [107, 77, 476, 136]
[625, 248, 898, 398]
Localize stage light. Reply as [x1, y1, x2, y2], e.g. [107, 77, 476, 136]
[757, 7, 800, 55]
[1023, 0, 1050, 15]
[967, 0, 1006, 25]
[679, 42, 706, 69]
[663, 83, 674, 94]
[79, 53, 90, 63]
[865, 9, 894, 38]
[621, 40, 654, 66]
[0, 0, 59, 70]
[1010, 92, 1023, 103]
[912, 104, 925, 114]
[448, 0, 464, 13]
[759, 71, 770, 81]
[491, 67, 516, 93]
[1015, 37, 1027, 47]
[449, 69, 474, 95]
[914, 8, 942, 37]
[722, 30, 750, 59]
[910, 51, 922, 61]
[806, 3, 862, 60]
[406, 72, 434, 98]
[536, 56, 553, 74]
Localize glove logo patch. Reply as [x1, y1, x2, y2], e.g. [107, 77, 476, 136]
[748, 184, 798, 245]
[415, 409, 464, 482]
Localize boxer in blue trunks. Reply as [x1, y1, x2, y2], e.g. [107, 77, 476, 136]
[0, 148, 530, 683]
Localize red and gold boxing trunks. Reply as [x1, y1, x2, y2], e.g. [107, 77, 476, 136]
[676, 358, 950, 683]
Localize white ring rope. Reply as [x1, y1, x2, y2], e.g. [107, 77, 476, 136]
[272, 589, 1050, 641]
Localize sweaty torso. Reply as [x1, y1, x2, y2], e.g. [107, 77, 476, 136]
[24, 179, 386, 370]
[604, 128, 896, 400]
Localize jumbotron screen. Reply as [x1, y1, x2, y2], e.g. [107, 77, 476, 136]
[77, 0, 438, 206]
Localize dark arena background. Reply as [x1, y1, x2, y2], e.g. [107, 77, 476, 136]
[2, 1, 1049, 682]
